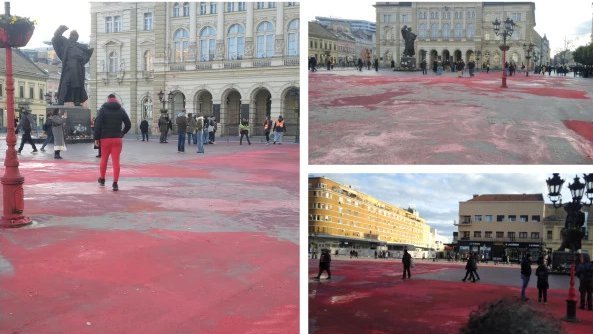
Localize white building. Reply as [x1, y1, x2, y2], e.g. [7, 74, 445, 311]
[90, 2, 299, 136]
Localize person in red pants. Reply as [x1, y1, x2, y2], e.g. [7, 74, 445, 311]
[94, 94, 131, 191]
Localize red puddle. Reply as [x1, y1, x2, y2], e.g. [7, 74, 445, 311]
[564, 120, 593, 144]
[518, 87, 588, 99]
[1, 228, 298, 333]
[309, 260, 593, 334]
[326, 89, 413, 109]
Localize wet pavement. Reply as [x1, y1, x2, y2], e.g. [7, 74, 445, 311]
[309, 258, 593, 334]
[0, 137, 299, 334]
[309, 69, 593, 164]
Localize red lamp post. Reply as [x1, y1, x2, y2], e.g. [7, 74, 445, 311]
[492, 18, 515, 88]
[0, 2, 34, 228]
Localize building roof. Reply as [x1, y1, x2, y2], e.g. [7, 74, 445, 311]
[309, 21, 338, 40]
[467, 194, 544, 202]
[0, 49, 49, 79]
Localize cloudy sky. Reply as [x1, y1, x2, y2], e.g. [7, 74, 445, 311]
[305, 0, 593, 52]
[309, 172, 590, 242]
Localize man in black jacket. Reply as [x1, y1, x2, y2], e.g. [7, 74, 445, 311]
[94, 94, 131, 191]
[402, 248, 412, 279]
[315, 248, 332, 280]
[140, 119, 149, 142]
[520, 253, 532, 301]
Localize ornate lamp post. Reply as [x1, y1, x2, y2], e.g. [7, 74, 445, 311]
[289, 88, 299, 143]
[158, 90, 166, 112]
[476, 50, 481, 72]
[1, 2, 34, 228]
[492, 17, 515, 88]
[523, 42, 535, 77]
[546, 173, 593, 322]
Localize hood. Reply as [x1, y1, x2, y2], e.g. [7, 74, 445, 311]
[102, 101, 121, 110]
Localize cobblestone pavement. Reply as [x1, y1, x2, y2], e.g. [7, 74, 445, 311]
[0, 138, 299, 334]
[309, 69, 593, 164]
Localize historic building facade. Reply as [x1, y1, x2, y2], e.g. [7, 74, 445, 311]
[309, 176, 433, 257]
[308, 18, 374, 67]
[375, 2, 549, 70]
[90, 2, 299, 136]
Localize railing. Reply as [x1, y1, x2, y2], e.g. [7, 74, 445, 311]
[253, 59, 271, 68]
[284, 57, 299, 66]
[223, 61, 241, 69]
[195, 63, 213, 70]
[142, 70, 154, 78]
[169, 64, 186, 71]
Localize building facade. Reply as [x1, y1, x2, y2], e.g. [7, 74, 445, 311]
[543, 204, 593, 256]
[308, 21, 339, 67]
[375, 2, 549, 70]
[309, 18, 375, 67]
[457, 194, 545, 262]
[90, 2, 299, 136]
[309, 176, 432, 258]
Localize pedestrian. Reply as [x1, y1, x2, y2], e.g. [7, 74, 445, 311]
[576, 254, 593, 310]
[520, 253, 532, 301]
[315, 248, 332, 279]
[357, 58, 363, 72]
[486, 63, 490, 73]
[49, 108, 66, 159]
[16, 108, 38, 154]
[140, 118, 149, 142]
[187, 113, 196, 146]
[175, 109, 188, 152]
[202, 116, 210, 145]
[195, 113, 205, 154]
[420, 60, 427, 75]
[239, 118, 251, 145]
[158, 113, 169, 143]
[273, 115, 286, 144]
[535, 257, 549, 304]
[472, 253, 481, 281]
[40, 112, 54, 152]
[208, 116, 217, 144]
[462, 252, 477, 282]
[263, 115, 273, 145]
[94, 93, 131, 191]
[374, 58, 379, 72]
[402, 248, 412, 279]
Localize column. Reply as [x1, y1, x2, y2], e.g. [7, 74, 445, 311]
[275, 3, 284, 57]
[189, 2, 197, 60]
[215, 2, 224, 60]
[245, 2, 254, 58]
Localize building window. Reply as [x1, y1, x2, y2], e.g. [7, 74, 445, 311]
[114, 16, 121, 33]
[461, 215, 471, 224]
[143, 50, 153, 71]
[519, 215, 528, 222]
[238, 2, 246, 11]
[496, 215, 505, 222]
[267, 2, 276, 8]
[474, 215, 482, 222]
[531, 232, 540, 239]
[199, 26, 216, 61]
[508, 232, 516, 240]
[474, 231, 481, 238]
[462, 231, 470, 239]
[431, 24, 439, 39]
[442, 23, 450, 39]
[418, 23, 427, 39]
[173, 3, 180, 17]
[496, 231, 504, 239]
[39, 88, 43, 100]
[256, 2, 265, 9]
[512, 13, 522, 22]
[547, 230, 553, 240]
[256, 21, 274, 58]
[485, 231, 492, 238]
[108, 51, 119, 72]
[519, 232, 527, 239]
[484, 215, 493, 222]
[400, 14, 408, 24]
[29, 86, 33, 99]
[105, 16, 112, 33]
[174, 28, 189, 62]
[142, 97, 153, 121]
[0, 83, 3, 96]
[210, 2, 217, 14]
[226, 2, 235, 12]
[466, 23, 475, 39]
[508, 215, 517, 222]
[454, 23, 463, 38]
[531, 215, 540, 222]
[287, 19, 299, 56]
[183, 2, 190, 16]
[19, 86, 23, 98]
[144, 13, 153, 31]
[200, 2, 207, 15]
[443, 11, 450, 20]
[383, 14, 391, 23]
[287, 2, 297, 6]
[227, 24, 245, 60]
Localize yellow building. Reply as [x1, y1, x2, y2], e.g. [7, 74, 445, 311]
[308, 21, 338, 67]
[0, 49, 49, 130]
[309, 176, 432, 258]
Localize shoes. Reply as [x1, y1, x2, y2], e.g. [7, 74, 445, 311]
[54, 155, 63, 159]
[327, 276, 331, 279]
[314, 276, 320, 280]
[112, 182, 118, 191]
[32, 149, 38, 153]
[522, 297, 529, 302]
[98, 178, 105, 186]
[472, 280, 476, 283]
[96, 155, 101, 158]
[461, 279, 466, 282]
[17, 150, 21, 155]
[40, 148, 45, 152]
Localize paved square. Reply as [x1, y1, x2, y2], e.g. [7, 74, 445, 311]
[0, 139, 299, 333]
[309, 70, 593, 164]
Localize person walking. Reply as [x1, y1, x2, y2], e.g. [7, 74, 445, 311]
[40, 112, 54, 152]
[576, 254, 593, 310]
[208, 116, 217, 144]
[49, 108, 66, 159]
[239, 118, 251, 145]
[273, 115, 286, 145]
[140, 118, 149, 142]
[176, 110, 188, 152]
[195, 113, 205, 154]
[462, 253, 477, 282]
[158, 114, 169, 143]
[16, 109, 38, 154]
[202, 116, 210, 145]
[94, 94, 131, 191]
[187, 113, 196, 146]
[520, 253, 532, 301]
[402, 248, 412, 279]
[263, 115, 273, 145]
[535, 257, 549, 304]
[315, 248, 332, 280]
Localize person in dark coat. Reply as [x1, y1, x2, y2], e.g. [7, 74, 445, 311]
[535, 257, 549, 303]
[94, 94, 131, 191]
[315, 248, 332, 279]
[520, 253, 532, 301]
[139, 119, 149, 141]
[357, 58, 363, 72]
[16, 109, 38, 154]
[462, 253, 477, 282]
[576, 254, 593, 310]
[40, 112, 54, 152]
[158, 114, 169, 143]
[374, 58, 379, 72]
[175, 110, 188, 152]
[402, 248, 412, 279]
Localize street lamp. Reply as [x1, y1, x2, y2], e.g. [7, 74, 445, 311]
[288, 88, 299, 143]
[523, 42, 535, 77]
[476, 50, 481, 72]
[545, 173, 593, 323]
[492, 17, 515, 88]
[158, 90, 166, 111]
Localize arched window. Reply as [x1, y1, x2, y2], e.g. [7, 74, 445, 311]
[256, 21, 274, 58]
[199, 26, 216, 61]
[174, 28, 189, 62]
[431, 24, 439, 39]
[227, 24, 245, 60]
[287, 19, 299, 56]
[455, 24, 463, 39]
[466, 24, 475, 39]
[442, 23, 450, 39]
[108, 51, 119, 72]
[513, 29, 521, 41]
[173, 3, 180, 17]
[183, 2, 190, 16]
[144, 50, 153, 71]
[418, 23, 427, 39]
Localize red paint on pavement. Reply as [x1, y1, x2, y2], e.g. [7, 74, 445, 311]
[564, 120, 593, 144]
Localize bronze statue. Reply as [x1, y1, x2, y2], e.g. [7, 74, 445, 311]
[559, 202, 586, 252]
[52, 25, 93, 106]
[400, 25, 416, 57]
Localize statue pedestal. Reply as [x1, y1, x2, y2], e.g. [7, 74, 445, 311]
[47, 105, 93, 143]
[400, 56, 416, 70]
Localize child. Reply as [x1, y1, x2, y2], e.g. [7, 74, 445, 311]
[536, 257, 549, 303]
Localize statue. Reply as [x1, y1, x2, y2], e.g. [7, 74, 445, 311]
[400, 25, 416, 57]
[559, 202, 586, 252]
[52, 25, 94, 106]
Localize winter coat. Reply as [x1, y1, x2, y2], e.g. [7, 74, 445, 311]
[187, 117, 197, 133]
[402, 251, 412, 267]
[139, 120, 149, 132]
[176, 113, 188, 133]
[536, 264, 549, 289]
[50, 115, 66, 149]
[94, 100, 131, 139]
[17, 112, 36, 134]
[521, 257, 532, 277]
[158, 116, 169, 133]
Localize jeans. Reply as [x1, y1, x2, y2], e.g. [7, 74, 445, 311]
[160, 131, 168, 143]
[193, 131, 198, 144]
[196, 129, 204, 153]
[521, 275, 530, 299]
[186, 132, 193, 145]
[178, 132, 186, 152]
[274, 131, 284, 143]
[141, 131, 149, 141]
[265, 131, 271, 143]
[41, 132, 54, 149]
[209, 131, 215, 143]
[203, 129, 209, 144]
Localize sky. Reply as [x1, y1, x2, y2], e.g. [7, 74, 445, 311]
[305, 0, 593, 53]
[309, 172, 590, 243]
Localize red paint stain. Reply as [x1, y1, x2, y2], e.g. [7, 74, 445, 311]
[518, 87, 588, 99]
[326, 89, 413, 110]
[564, 120, 593, 143]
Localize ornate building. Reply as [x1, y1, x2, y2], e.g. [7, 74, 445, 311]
[90, 2, 299, 136]
[375, 2, 549, 70]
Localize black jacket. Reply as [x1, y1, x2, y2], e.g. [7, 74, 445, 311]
[139, 120, 149, 132]
[94, 101, 131, 139]
[521, 257, 532, 276]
